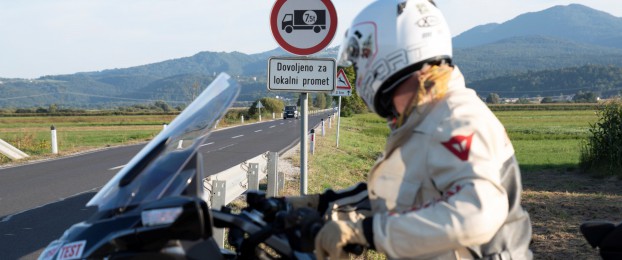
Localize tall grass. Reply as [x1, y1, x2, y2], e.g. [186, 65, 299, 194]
[580, 100, 622, 177]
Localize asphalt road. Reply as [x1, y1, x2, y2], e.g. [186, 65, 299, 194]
[0, 112, 332, 259]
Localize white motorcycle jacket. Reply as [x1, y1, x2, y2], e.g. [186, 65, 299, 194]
[348, 67, 533, 259]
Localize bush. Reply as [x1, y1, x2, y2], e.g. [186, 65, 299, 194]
[248, 97, 285, 119]
[580, 100, 622, 177]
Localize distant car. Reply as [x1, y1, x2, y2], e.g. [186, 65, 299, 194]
[283, 105, 298, 119]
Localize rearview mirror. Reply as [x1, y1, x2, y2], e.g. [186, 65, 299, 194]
[138, 196, 212, 241]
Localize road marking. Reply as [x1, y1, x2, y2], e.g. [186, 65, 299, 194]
[231, 135, 244, 139]
[269, 125, 276, 128]
[108, 165, 125, 171]
[280, 123, 284, 125]
[218, 144, 235, 150]
[254, 130, 262, 133]
[200, 142, 214, 147]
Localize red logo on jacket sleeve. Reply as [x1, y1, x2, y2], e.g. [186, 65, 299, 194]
[441, 133, 474, 161]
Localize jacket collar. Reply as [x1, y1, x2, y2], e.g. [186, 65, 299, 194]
[384, 67, 465, 156]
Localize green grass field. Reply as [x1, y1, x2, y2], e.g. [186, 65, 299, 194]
[0, 115, 178, 163]
[281, 110, 616, 259]
[495, 110, 597, 172]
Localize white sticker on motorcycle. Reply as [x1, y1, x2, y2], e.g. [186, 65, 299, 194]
[38, 240, 63, 260]
[57, 240, 86, 260]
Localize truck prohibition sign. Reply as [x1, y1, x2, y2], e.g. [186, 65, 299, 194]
[282, 10, 326, 33]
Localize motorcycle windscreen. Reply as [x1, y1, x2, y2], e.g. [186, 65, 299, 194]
[87, 73, 240, 212]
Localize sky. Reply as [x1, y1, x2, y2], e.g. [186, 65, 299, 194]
[0, 0, 620, 79]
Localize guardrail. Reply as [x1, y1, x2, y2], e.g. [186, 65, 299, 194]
[204, 151, 283, 246]
[0, 139, 29, 160]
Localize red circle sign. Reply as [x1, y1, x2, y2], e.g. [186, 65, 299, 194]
[270, 0, 338, 56]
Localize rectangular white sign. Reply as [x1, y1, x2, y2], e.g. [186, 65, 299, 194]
[332, 89, 352, 96]
[267, 57, 335, 92]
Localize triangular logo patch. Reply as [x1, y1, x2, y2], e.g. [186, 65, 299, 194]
[441, 133, 474, 161]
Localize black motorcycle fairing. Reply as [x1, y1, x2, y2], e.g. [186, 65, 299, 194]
[40, 73, 240, 260]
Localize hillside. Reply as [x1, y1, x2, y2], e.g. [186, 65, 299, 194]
[468, 65, 622, 98]
[455, 36, 622, 82]
[453, 4, 622, 49]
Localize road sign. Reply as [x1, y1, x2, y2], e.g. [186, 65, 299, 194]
[270, 0, 338, 56]
[267, 57, 335, 92]
[332, 69, 352, 96]
[256, 101, 264, 108]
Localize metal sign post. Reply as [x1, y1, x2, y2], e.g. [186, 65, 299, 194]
[331, 69, 352, 148]
[300, 93, 309, 194]
[337, 96, 341, 148]
[269, 0, 338, 195]
[256, 100, 263, 122]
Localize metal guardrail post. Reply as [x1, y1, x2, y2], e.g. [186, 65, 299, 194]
[267, 152, 278, 197]
[278, 171, 285, 195]
[310, 129, 315, 155]
[247, 163, 259, 191]
[211, 180, 227, 247]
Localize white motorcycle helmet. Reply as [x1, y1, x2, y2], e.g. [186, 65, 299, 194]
[337, 0, 453, 118]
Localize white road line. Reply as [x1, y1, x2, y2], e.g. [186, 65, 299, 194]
[254, 130, 262, 133]
[218, 144, 235, 150]
[280, 123, 284, 125]
[108, 165, 125, 171]
[231, 135, 244, 139]
[200, 142, 214, 147]
[269, 125, 276, 128]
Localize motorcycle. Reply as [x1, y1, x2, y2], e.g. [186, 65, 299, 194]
[37, 73, 359, 260]
[581, 221, 622, 260]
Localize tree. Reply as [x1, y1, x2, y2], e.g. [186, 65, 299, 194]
[314, 93, 327, 109]
[48, 104, 58, 113]
[338, 66, 368, 117]
[154, 100, 171, 112]
[573, 91, 598, 103]
[485, 93, 500, 104]
[516, 98, 530, 104]
[248, 97, 285, 118]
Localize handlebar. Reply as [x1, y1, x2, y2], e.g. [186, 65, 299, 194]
[222, 191, 365, 259]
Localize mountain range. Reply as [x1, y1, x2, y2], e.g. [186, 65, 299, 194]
[1, 4, 621, 108]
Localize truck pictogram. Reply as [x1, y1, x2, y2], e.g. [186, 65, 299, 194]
[282, 10, 326, 33]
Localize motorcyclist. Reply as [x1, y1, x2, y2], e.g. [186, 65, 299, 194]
[285, 0, 533, 259]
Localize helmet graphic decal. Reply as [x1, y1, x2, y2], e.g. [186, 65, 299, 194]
[416, 3, 431, 14]
[417, 16, 440, 27]
[362, 35, 374, 58]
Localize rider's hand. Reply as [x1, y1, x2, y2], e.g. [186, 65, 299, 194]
[314, 220, 368, 260]
[286, 194, 320, 210]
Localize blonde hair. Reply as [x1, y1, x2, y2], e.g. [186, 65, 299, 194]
[396, 65, 452, 127]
